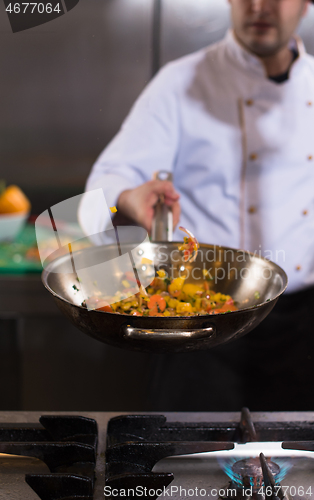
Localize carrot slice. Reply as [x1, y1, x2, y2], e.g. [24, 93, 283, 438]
[96, 301, 113, 313]
[131, 310, 143, 316]
[212, 304, 237, 314]
[147, 294, 166, 313]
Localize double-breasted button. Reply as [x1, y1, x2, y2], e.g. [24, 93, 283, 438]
[248, 206, 257, 214]
[303, 210, 308, 216]
[249, 153, 258, 161]
[296, 265, 302, 271]
[246, 99, 254, 106]
[307, 101, 312, 107]
[308, 155, 313, 161]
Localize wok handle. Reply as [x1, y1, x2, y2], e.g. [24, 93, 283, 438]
[151, 171, 173, 242]
[123, 325, 215, 341]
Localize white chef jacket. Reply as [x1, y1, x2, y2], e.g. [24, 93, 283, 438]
[80, 30, 314, 293]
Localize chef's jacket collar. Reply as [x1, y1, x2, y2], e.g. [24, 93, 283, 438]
[224, 29, 306, 80]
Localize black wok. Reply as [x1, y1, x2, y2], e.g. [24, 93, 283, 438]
[42, 233, 288, 353]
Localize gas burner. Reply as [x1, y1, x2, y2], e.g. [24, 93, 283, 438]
[219, 409, 288, 500]
[232, 456, 280, 490]
[219, 453, 286, 500]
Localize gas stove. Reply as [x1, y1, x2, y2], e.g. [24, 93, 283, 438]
[0, 410, 313, 500]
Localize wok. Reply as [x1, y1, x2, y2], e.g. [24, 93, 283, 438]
[42, 231, 288, 353]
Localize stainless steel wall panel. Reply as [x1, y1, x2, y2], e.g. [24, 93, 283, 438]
[297, 4, 314, 55]
[0, 0, 152, 187]
[160, 0, 230, 66]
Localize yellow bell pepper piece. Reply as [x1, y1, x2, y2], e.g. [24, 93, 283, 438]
[194, 298, 202, 311]
[176, 302, 193, 314]
[122, 302, 132, 311]
[182, 283, 204, 295]
[212, 293, 229, 302]
[168, 298, 179, 309]
[157, 269, 166, 278]
[168, 277, 185, 296]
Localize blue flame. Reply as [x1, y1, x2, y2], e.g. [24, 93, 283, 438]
[274, 459, 293, 483]
[218, 457, 292, 488]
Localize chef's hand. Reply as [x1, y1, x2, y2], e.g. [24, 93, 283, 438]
[117, 180, 180, 233]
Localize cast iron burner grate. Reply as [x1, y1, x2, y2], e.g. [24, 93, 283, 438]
[105, 408, 314, 500]
[0, 415, 98, 500]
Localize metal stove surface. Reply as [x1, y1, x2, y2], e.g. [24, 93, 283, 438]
[0, 411, 314, 500]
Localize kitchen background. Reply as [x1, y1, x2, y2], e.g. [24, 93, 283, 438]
[1, 0, 314, 411]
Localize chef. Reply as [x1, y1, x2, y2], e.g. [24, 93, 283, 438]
[80, 0, 314, 411]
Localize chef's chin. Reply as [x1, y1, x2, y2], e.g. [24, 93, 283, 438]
[246, 40, 284, 58]
[238, 30, 287, 58]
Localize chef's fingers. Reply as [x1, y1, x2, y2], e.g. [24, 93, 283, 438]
[117, 181, 179, 232]
[127, 187, 157, 232]
[149, 180, 180, 200]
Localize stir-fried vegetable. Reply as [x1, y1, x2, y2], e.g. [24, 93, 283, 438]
[80, 225, 240, 316]
[178, 226, 199, 262]
[147, 294, 167, 316]
[82, 270, 237, 317]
